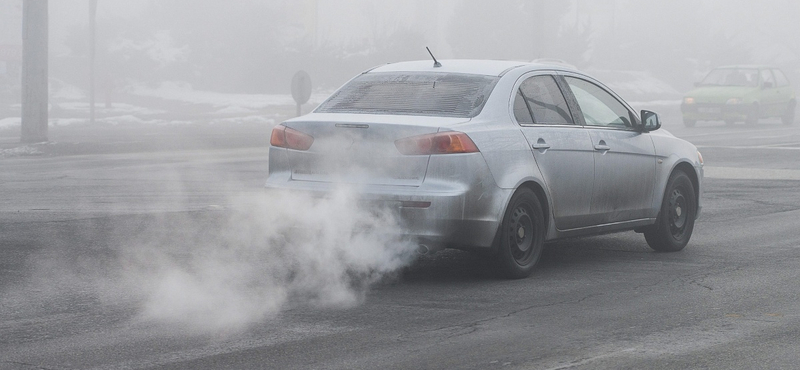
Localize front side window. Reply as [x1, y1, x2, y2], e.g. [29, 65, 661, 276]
[514, 75, 573, 125]
[760, 69, 776, 88]
[564, 77, 635, 128]
[316, 72, 499, 118]
[773, 69, 790, 87]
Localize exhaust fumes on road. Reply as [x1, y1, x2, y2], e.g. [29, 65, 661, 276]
[126, 189, 417, 332]
[6, 180, 418, 334]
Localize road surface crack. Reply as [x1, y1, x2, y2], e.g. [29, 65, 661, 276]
[424, 293, 603, 338]
[1, 360, 74, 370]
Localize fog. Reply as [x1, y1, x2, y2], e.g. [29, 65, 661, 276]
[2, 0, 800, 101]
[2, 0, 800, 333]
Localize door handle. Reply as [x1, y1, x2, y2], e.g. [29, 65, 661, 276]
[531, 139, 551, 150]
[594, 140, 610, 151]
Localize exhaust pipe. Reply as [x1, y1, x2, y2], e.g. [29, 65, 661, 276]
[417, 243, 444, 255]
[417, 244, 430, 255]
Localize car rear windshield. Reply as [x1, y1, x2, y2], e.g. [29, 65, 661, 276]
[316, 72, 500, 118]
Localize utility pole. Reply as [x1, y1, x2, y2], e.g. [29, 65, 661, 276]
[89, 0, 97, 125]
[20, 0, 48, 143]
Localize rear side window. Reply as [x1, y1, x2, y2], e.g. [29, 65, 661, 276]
[514, 75, 573, 125]
[316, 72, 500, 118]
[513, 90, 534, 124]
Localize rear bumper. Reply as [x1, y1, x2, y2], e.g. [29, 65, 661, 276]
[265, 152, 509, 250]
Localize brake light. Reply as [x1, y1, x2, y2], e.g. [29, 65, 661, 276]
[395, 131, 479, 155]
[270, 125, 314, 150]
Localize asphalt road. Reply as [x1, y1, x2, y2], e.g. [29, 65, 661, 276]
[2, 117, 800, 369]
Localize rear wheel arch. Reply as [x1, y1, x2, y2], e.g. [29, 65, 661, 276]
[516, 181, 550, 237]
[489, 180, 551, 251]
[492, 184, 548, 278]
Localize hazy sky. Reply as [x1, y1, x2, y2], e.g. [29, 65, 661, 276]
[2, 0, 799, 93]
[3, 0, 797, 64]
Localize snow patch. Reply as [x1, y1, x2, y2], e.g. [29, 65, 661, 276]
[130, 81, 330, 110]
[55, 102, 165, 115]
[0, 117, 21, 130]
[50, 118, 88, 127]
[212, 116, 276, 125]
[0, 145, 43, 157]
[214, 106, 257, 115]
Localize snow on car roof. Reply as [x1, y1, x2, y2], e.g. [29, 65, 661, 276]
[368, 59, 529, 76]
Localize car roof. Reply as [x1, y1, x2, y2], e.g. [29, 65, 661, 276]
[367, 59, 579, 77]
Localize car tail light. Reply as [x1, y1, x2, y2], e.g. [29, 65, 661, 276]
[395, 131, 479, 155]
[270, 125, 314, 150]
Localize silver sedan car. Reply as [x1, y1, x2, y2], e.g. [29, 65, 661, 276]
[266, 60, 704, 279]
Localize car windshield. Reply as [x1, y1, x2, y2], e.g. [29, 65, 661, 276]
[316, 72, 500, 118]
[700, 68, 759, 87]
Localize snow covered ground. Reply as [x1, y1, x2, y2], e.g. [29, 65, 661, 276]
[0, 81, 333, 131]
[129, 81, 330, 111]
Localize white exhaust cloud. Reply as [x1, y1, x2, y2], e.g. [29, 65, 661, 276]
[118, 188, 417, 332]
[9, 187, 418, 334]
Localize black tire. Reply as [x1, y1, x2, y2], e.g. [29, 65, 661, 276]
[745, 104, 760, 125]
[683, 118, 696, 127]
[494, 188, 545, 279]
[782, 100, 796, 125]
[644, 170, 697, 252]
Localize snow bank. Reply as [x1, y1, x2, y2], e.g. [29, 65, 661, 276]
[130, 81, 330, 110]
[0, 117, 21, 130]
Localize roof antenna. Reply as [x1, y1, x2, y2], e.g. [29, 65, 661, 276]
[426, 46, 442, 68]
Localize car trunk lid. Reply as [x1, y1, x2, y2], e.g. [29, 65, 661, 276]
[283, 114, 469, 186]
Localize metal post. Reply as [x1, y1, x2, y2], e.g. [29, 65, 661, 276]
[20, 0, 48, 143]
[89, 0, 97, 124]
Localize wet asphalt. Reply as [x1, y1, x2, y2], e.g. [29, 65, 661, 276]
[3, 115, 800, 369]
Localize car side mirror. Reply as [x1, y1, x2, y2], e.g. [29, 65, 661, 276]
[641, 110, 661, 132]
[763, 81, 774, 89]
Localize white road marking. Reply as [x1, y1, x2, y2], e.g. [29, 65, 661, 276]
[704, 166, 800, 180]
[696, 144, 800, 150]
[678, 126, 799, 139]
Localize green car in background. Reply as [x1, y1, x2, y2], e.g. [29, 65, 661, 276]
[681, 66, 796, 127]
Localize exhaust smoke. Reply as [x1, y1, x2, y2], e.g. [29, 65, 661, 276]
[126, 188, 418, 332]
[9, 186, 418, 334]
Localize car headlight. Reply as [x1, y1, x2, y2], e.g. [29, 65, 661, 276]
[683, 97, 695, 104]
[726, 98, 742, 105]
[697, 151, 704, 167]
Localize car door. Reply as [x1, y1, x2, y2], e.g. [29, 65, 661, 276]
[772, 69, 795, 114]
[512, 73, 596, 230]
[759, 69, 782, 117]
[562, 75, 657, 224]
